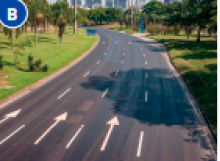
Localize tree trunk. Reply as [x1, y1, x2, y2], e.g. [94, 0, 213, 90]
[11, 29, 14, 50]
[25, 23, 27, 33]
[36, 26, 38, 48]
[14, 53, 17, 66]
[197, 24, 201, 43]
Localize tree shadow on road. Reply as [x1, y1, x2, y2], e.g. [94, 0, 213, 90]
[81, 68, 216, 160]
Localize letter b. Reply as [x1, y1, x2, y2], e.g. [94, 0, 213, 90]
[8, 8, 17, 21]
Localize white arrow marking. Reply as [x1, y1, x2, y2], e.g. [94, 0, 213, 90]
[58, 88, 71, 99]
[66, 125, 84, 149]
[102, 88, 109, 98]
[100, 117, 119, 151]
[97, 60, 100, 64]
[0, 125, 25, 145]
[0, 109, 21, 124]
[34, 112, 67, 145]
[137, 131, 144, 157]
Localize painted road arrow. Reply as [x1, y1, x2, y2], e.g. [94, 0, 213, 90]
[0, 109, 22, 124]
[100, 116, 119, 151]
[34, 112, 67, 145]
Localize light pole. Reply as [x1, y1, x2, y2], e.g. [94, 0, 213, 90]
[75, 0, 77, 34]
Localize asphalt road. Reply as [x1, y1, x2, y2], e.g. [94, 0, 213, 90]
[0, 28, 217, 161]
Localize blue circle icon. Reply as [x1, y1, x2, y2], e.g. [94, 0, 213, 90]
[0, 0, 28, 29]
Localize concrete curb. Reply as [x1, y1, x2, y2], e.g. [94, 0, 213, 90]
[133, 34, 217, 143]
[0, 33, 100, 109]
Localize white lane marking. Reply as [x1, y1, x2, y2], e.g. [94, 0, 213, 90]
[121, 60, 124, 64]
[128, 42, 131, 44]
[66, 125, 84, 149]
[140, 48, 142, 50]
[0, 109, 22, 124]
[116, 41, 117, 44]
[0, 125, 25, 145]
[100, 117, 119, 151]
[145, 91, 148, 102]
[123, 53, 125, 56]
[103, 42, 105, 44]
[115, 70, 119, 76]
[138, 44, 139, 46]
[137, 131, 144, 157]
[102, 89, 109, 98]
[145, 73, 148, 78]
[97, 60, 100, 64]
[58, 88, 71, 99]
[143, 54, 145, 57]
[123, 47, 125, 50]
[34, 112, 67, 145]
[110, 44, 111, 46]
[104, 53, 107, 55]
[145, 61, 147, 65]
[83, 71, 90, 77]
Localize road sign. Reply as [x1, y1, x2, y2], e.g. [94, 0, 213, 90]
[139, 19, 145, 33]
[0, 0, 28, 28]
[86, 29, 96, 36]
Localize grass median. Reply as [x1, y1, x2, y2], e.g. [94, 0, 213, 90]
[149, 34, 217, 133]
[0, 27, 97, 101]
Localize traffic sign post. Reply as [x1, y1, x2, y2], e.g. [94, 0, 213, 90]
[86, 29, 96, 36]
[139, 19, 145, 33]
[0, 0, 28, 29]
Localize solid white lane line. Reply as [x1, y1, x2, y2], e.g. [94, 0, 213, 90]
[0, 125, 25, 145]
[137, 131, 144, 157]
[145, 61, 147, 65]
[58, 88, 71, 99]
[102, 89, 109, 98]
[66, 125, 84, 149]
[97, 60, 100, 64]
[83, 71, 90, 77]
[145, 73, 148, 78]
[145, 91, 148, 102]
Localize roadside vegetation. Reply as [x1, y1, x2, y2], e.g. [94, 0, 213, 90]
[0, 27, 97, 101]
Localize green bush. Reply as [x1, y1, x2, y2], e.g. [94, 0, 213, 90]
[147, 24, 156, 35]
[42, 64, 48, 72]
[29, 64, 34, 71]
[35, 59, 42, 70]
[28, 55, 33, 70]
[174, 25, 182, 35]
[0, 55, 3, 70]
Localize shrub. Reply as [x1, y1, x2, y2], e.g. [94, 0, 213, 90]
[0, 55, 3, 70]
[42, 64, 48, 72]
[35, 59, 42, 70]
[29, 64, 34, 71]
[174, 25, 181, 35]
[147, 24, 156, 35]
[28, 55, 34, 69]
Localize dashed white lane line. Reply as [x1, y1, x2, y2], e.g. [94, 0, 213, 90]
[123, 47, 125, 50]
[0, 125, 25, 145]
[145, 73, 148, 78]
[108, 47, 110, 50]
[121, 60, 124, 64]
[102, 89, 109, 98]
[66, 125, 84, 149]
[145, 61, 147, 65]
[123, 53, 125, 56]
[103, 42, 105, 44]
[97, 60, 100, 64]
[128, 42, 131, 44]
[143, 54, 145, 57]
[140, 48, 142, 50]
[83, 71, 90, 77]
[104, 53, 107, 55]
[116, 41, 117, 44]
[58, 88, 71, 99]
[137, 44, 139, 46]
[137, 131, 144, 157]
[115, 70, 119, 76]
[145, 91, 148, 102]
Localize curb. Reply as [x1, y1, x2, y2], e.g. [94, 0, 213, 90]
[0, 32, 100, 109]
[141, 35, 217, 143]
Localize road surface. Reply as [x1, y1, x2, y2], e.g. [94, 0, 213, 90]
[0, 28, 217, 161]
